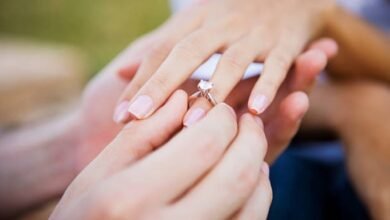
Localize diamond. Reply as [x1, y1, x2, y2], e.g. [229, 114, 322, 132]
[198, 80, 214, 91]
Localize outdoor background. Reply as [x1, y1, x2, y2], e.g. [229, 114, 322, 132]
[0, 0, 171, 130]
[0, 0, 170, 77]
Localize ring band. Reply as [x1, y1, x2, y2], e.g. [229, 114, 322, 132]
[189, 80, 218, 106]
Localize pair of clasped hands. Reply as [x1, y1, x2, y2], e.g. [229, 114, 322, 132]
[51, 0, 338, 219]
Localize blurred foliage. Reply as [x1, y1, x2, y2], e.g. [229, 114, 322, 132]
[0, 0, 170, 77]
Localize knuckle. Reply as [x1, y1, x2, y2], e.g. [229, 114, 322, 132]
[148, 76, 170, 94]
[89, 184, 149, 219]
[222, 50, 247, 73]
[117, 131, 152, 159]
[194, 134, 223, 166]
[271, 52, 291, 71]
[229, 163, 259, 194]
[88, 190, 124, 219]
[173, 37, 203, 60]
[260, 75, 282, 94]
[148, 40, 173, 59]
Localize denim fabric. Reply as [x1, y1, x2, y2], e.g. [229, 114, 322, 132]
[268, 145, 370, 220]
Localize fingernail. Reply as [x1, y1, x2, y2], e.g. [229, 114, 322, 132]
[183, 108, 206, 127]
[250, 95, 268, 114]
[114, 101, 130, 123]
[127, 95, 153, 119]
[261, 162, 270, 177]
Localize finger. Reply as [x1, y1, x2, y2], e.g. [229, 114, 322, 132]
[256, 39, 331, 123]
[166, 114, 267, 220]
[184, 30, 270, 126]
[259, 48, 325, 125]
[61, 90, 188, 206]
[309, 38, 338, 59]
[114, 8, 204, 123]
[249, 41, 329, 126]
[290, 48, 327, 93]
[248, 43, 300, 114]
[126, 24, 235, 120]
[84, 90, 188, 184]
[232, 163, 272, 220]
[264, 92, 309, 163]
[100, 35, 152, 83]
[289, 38, 338, 93]
[117, 33, 159, 81]
[108, 103, 237, 206]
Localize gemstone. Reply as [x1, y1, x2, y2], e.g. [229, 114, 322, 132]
[198, 80, 214, 91]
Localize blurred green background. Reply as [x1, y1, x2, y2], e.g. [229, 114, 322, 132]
[0, 0, 170, 77]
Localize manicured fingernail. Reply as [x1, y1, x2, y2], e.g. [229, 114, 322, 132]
[127, 95, 153, 119]
[261, 162, 270, 177]
[114, 101, 130, 123]
[183, 108, 206, 127]
[250, 95, 268, 114]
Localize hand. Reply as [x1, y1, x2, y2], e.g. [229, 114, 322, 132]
[76, 35, 336, 171]
[118, 38, 338, 163]
[113, 0, 336, 123]
[51, 91, 272, 220]
[73, 45, 146, 171]
[305, 80, 390, 219]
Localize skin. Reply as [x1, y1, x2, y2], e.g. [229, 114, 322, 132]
[304, 80, 390, 220]
[0, 38, 335, 217]
[323, 7, 390, 83]
[118, 38, 337, 163]
[0, 37, 335, 217]
[51, 92, 273, 220]
[113, 0, 336, 123]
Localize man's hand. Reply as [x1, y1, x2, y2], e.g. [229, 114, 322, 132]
[51, 91, 272, 220]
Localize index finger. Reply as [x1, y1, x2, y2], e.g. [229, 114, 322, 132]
[103, 103, 238, 206]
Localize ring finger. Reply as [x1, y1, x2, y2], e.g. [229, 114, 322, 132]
[184, 29, 271, 126]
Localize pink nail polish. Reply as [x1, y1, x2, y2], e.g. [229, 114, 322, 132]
[261, 162, 270, 177]
[250, 95, 268, 114]
[127, 95, 154, 119]
[114, 101, 130, 123]
[183, 108, 206, 127]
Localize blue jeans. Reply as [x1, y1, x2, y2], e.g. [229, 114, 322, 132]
[268, 142, 370, 220]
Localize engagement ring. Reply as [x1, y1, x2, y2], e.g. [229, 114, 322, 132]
[189, 80, 218, 106]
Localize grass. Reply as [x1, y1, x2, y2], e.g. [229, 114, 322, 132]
[0, 0, 170, 77]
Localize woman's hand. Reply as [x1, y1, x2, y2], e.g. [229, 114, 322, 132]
[113, 0, 335, 123]
[117, 38, 338, 163]
[51, 91, 272, 220]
